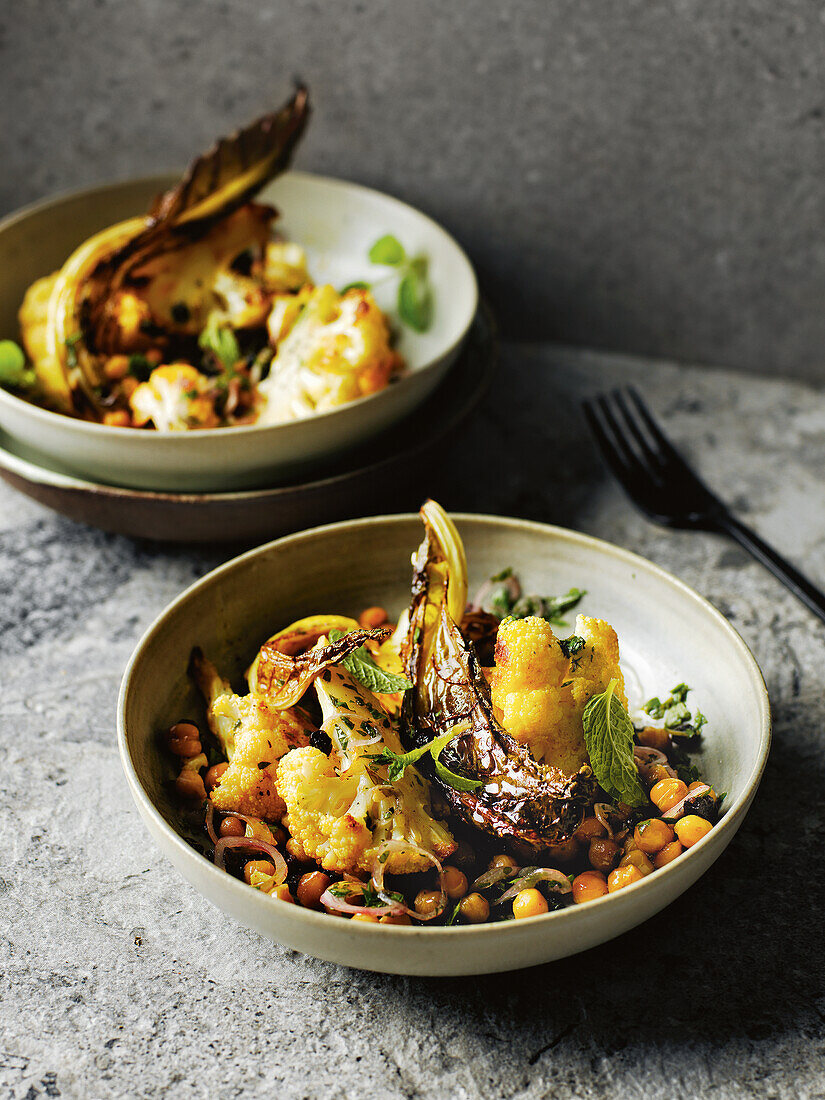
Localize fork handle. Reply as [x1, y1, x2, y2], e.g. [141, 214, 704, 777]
[717, 513, 825, 624]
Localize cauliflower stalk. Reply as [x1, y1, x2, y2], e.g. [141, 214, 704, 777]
[192, 650, 310, 821]
[276, 661, 455, 875]
[487, 614, 626, 774]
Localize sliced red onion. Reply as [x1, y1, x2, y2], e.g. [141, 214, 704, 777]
[319, 885, 407, 918]
[494, 868, 572, 907]
[468, 573, 521, 614]
[470, 866, 518, 892]
[594, 803, 614, 837]
[371, 839, 446, 921]
[662, 784, 712, 822]
[205, 801, 219, 845]
[213, 836, 288, 883]
[634, 746, 669, 765]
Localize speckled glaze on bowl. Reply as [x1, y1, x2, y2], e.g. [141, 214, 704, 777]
[118, 515, 771, 975]
[0, 172, 478, 491]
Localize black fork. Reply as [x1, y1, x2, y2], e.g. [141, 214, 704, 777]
[583, 386, 825, 625]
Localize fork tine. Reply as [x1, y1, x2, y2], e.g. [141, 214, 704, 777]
[625, 386, 689, 471]
[582, 398, 648, 500]
[595, 394, 656, 480]
[611, 388, 665, 472]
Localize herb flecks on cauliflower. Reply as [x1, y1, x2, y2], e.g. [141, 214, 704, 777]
[257, 284, 403, 424]
[192, 650, 310, 821]
[487, 614, 626, 774]
[276, 663, 454, 875]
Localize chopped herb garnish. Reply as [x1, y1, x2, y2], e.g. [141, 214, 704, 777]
[559, 635, 585, 659]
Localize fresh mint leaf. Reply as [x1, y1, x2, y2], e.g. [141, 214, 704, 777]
[369, 235, 406, 266]
[508, 587, 586, 628]
[327, 629, 411, 695]
[398, 264, 433, 333]
[582, 679, 647, 808]
[198, 315, 240, 370]
[663, 701, 690, 729]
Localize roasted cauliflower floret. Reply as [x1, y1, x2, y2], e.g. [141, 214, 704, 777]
[18, 273, 58, 373]
[256, 284, 402, 423]
[276, 662, 454, 875]
[488, 614, 626, 774]
[130, 362, 219, 430]
[192, 651, 310, 821]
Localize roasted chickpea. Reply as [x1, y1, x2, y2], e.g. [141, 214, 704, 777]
[634, 818, 675, 854]
[175, 770, 206, 801]
[414, 890, 444, 919]
[649, 764, 675, 784]
[120, 376, 139, 398]
[442, 866, 469, 900]
[102, 410, 132, 428]
[146, 348, 163, 367]
[608, 864, 644, 892]
[546, 837, 581, 864]
[575, 816, 607, 842]
[359, 606, 389, 628]
[654, 840, 683, 868]
[572, 870, 609, 904]
[487, 854, 519, 874]
[650, 778, 688, 812]
[296, 871, 331, 909]
[675, 815, 712, 848]
[458, 893, 490, 924]
[351, 913, 378, 922]
[271, 885, 294, 904]
[619, 849, 654, 876]
[104, 355, 130, 380]
[285, 838, 305, 860]
[637, 726, 670, 751]
[204, 763, 229, 792]
[219, 815, 245, 838]
[169, 721, 200, 741]
[588, 837, 620, 872]
[169, 737, 203, 758]
[244, 860, 275, 884]
[513, 888, 548, 920]
[379, 914, 412, 925]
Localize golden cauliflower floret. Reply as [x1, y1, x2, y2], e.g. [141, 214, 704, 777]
[130, 362, 219, 430]
[488, 614, 626, 774]
[256, 284, 403, 423]
[192, 651, 309, 822]
[276, 747, 374, 872]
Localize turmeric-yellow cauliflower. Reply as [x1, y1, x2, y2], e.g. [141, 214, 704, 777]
[192, 652, 309, 821]
[257, 284, 402, 423]
[487, 614, 626, 774]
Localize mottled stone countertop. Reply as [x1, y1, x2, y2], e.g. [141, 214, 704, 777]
[1, 342, 824, 1099]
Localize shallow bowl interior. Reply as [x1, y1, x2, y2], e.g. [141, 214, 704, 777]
[0, 173, 478, 491]
[118, 514, 770, 975]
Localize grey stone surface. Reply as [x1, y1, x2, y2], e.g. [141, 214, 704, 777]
[2, 341, 825, 1097]
[3, 0, 825, 381]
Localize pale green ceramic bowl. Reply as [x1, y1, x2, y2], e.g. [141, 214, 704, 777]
[0, 173, 478, 491]
[118, 514, 771, 975]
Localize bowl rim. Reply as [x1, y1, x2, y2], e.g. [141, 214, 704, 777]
[117, 512, 772, 940]
[0, 169, 478, 442]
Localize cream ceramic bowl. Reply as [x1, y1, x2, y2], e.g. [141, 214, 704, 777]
[118, 514, 771, 975]
[0, 173, 478, 491]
